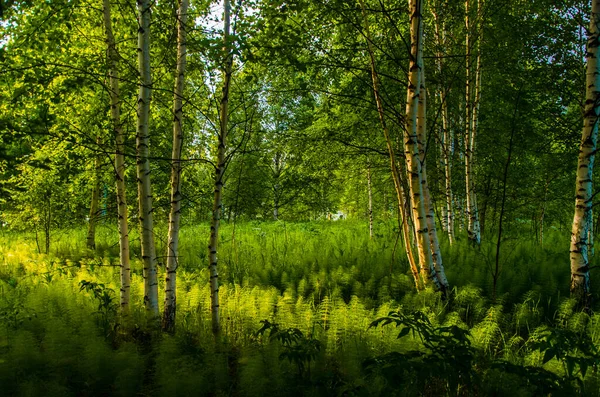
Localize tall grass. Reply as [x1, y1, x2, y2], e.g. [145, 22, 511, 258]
[0, 221, 598, 396]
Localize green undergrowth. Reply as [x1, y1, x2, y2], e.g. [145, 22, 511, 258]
[0, 221, 599, 396]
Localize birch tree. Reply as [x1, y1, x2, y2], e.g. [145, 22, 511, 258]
[417, 64, 450, 292]
[209, 0, 234, 335]
[432, 2, 454, 244]
[136, 0, 159, 316]
[163, 0, 189, 333]
[569, 0, 600, 308]
[102, 0, 131, 313]
[358, 0, 421, 290]
[404, 0, 440, 289]
[464, 0, 482, 245]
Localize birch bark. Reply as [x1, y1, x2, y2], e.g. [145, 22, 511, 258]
[570, 0, 600, 307]
[417, 66, 450, 292]
[136, 0, 159, 316]
[404, 0, 439, 288]
[102, 0, 130, 313]
[163, 0, 189, 333]
[209, 0, 233, 335]
[432, 4, 454, 244]
[358, 0, 421, 289]
[465, 0, 482, 244]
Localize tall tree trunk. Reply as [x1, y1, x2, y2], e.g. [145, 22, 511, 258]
[539, 178, 549, 246]
[464, 0, 482, 245]
[209, 0, 233, 336]
[417, 65, 450, 292]
[103, 0, 130, 313]
[273, 152, 282, 220]
[86, 136, 102, 250]
[404, 0, 439, 289]
[570, 0, 600, 308]
[163, 0, 189, 333]
[367, 157, 374, 240]
[432, 1, 455, 245]
[136, 0, 159, 316]
[359, 0, 421, 290]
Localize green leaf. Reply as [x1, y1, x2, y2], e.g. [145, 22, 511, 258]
[580, 361, 588, 378]
[397, 327, 410, 339]
[542, 348, 555, 364]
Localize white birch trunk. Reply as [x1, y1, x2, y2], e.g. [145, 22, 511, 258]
[163, 0, 189, 333]
[136, 0, 159, 316]
[359, 0, 421, 289]
[432, 6, 455, 245]
[102, 0, 130, 313]
[464, 0, 482, 244]
[209, 0, 233, 336]
[570, 0, 600, 307]
[417, 65, 450, 292]
[405, 0, 439, 289]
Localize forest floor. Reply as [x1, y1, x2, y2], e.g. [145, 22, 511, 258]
[0, 221, 599, 396]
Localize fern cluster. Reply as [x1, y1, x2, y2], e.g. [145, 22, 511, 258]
[0, 222, 599, 396]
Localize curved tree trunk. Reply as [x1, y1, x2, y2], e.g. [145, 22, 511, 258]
[570, 0, 600, 309]
[136, 0, 159, 317]
[358, 0, 421, 290]
[102, 0, 130, 313]
[163, 0, 189, 333]
[209, 0, 233, 336]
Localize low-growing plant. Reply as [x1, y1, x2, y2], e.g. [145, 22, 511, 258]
[255, 319, 323, 377]
[365, 310, 477, 394]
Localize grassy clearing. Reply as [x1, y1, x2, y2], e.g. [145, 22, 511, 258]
[0, 221, 599, 396]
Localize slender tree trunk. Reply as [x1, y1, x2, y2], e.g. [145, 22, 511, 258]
[443, 121, 455, 243]
[464, 0, 482, 245]
[417, 64, 450, 292]
[103, 0, 130, 313]
[209, 0, 233, 336]
[136, 0, 159, 316]
[494, 89, 520, 303]
[359, 0, 421, 289]
[539, 180, 548, 246]
[404, 0, 439, 289]
[367, 158, 374, 239]
[273, 153, 282, 220]
[441, 192, 448, 233]
[570, 0, 600, 308]
[44, 198, 51, 254]
[432, 3, 455, 245]
[86, 136, 102, 250]
[471, 0, 483, 238]
[163, 0, 188, 333]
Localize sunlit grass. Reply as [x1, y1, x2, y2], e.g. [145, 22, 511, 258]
[0, 221, 599, 396]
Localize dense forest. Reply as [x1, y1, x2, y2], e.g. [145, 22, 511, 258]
[1, 0, 600, 395]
